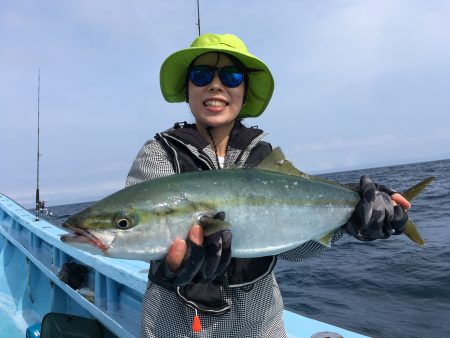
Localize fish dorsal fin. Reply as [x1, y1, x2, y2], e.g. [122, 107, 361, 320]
[256, 147, 307, 177]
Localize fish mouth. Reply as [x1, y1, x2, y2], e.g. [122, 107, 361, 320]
[61, 222, 110, 251]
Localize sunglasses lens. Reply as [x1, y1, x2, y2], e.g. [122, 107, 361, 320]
[219, 67, 244, 88]
[189, 68, 214, 87]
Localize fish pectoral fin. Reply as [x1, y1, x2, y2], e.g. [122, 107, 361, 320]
[255, 147, 307, 177]
[318, 231, 333, 247]
[198, 212, 231, 236]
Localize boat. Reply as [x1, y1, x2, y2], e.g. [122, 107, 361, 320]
[0, 193, 368, 337]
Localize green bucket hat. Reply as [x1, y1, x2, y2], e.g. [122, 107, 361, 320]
[160, 33, 274, 118]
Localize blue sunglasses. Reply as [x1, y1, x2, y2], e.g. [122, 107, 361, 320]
[188, 65, 245, 88]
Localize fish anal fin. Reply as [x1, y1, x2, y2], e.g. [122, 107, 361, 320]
[256, 147, 307, 177]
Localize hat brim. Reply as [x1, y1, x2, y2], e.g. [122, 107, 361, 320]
[160, 47, 274, 118]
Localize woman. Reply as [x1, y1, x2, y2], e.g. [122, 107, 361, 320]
[126, 33, 410, 338]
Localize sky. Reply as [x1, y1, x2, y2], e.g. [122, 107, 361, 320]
[1, 0, 449, 208]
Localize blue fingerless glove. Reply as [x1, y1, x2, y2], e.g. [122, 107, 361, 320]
[345, 175, 409, 241]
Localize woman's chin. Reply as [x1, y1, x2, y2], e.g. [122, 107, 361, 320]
[195, 110, 240, 128]
[196, 117, 235, 128]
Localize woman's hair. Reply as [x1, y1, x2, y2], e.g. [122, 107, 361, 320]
[184, 52, 249, 103]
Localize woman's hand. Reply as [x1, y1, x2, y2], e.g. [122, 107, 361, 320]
[150, 223, 232, 290]
[345, 176, 410, 241]
[167, 225, 203, 272]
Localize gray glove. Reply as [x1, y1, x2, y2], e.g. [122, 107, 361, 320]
[345, 175, 409, 241]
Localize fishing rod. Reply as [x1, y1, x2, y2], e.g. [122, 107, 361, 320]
[35, 69, 41, 221]
[196, 0, 201, 36]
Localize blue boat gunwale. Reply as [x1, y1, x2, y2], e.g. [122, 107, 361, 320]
[0, 194, 146, 337]
[0, 194, 149, 291]
[0, 193, 368, 338]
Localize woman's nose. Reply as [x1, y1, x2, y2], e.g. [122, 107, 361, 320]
[208, 73, 223, 89]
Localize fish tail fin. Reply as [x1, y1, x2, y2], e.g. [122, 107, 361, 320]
[403, 219, 425, 245]
[401, 176, 435, 201]
[401, 176, 434, 246]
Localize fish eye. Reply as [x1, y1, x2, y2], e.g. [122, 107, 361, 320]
[116, 218, 130, 229]
[112, 212, 135, 230]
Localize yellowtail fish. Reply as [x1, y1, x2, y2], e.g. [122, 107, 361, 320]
[60, 148, 433, 261]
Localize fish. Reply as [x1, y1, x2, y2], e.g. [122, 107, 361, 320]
[60, 148, 433, 261]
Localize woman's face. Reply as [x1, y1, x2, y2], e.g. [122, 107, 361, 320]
[187, 53, 245, 128]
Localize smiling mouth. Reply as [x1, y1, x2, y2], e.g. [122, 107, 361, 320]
[203, 99, 228, 107]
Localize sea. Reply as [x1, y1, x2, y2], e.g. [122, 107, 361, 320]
[29, 159, 450, 338]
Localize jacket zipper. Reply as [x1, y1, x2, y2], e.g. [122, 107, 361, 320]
[161, 133, 216, 171]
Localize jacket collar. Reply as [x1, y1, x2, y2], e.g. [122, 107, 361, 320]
[163, 121, 264, 152]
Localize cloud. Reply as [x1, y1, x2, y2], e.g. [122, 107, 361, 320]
[293, 135, 399, 153]
[289, 128, 450, 173]
[273, 0, 450, 89]
[294, 128, 450, 155]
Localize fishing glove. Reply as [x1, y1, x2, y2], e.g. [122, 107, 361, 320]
[345, 175, 409, 241]
[150, 213, 232, 290]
